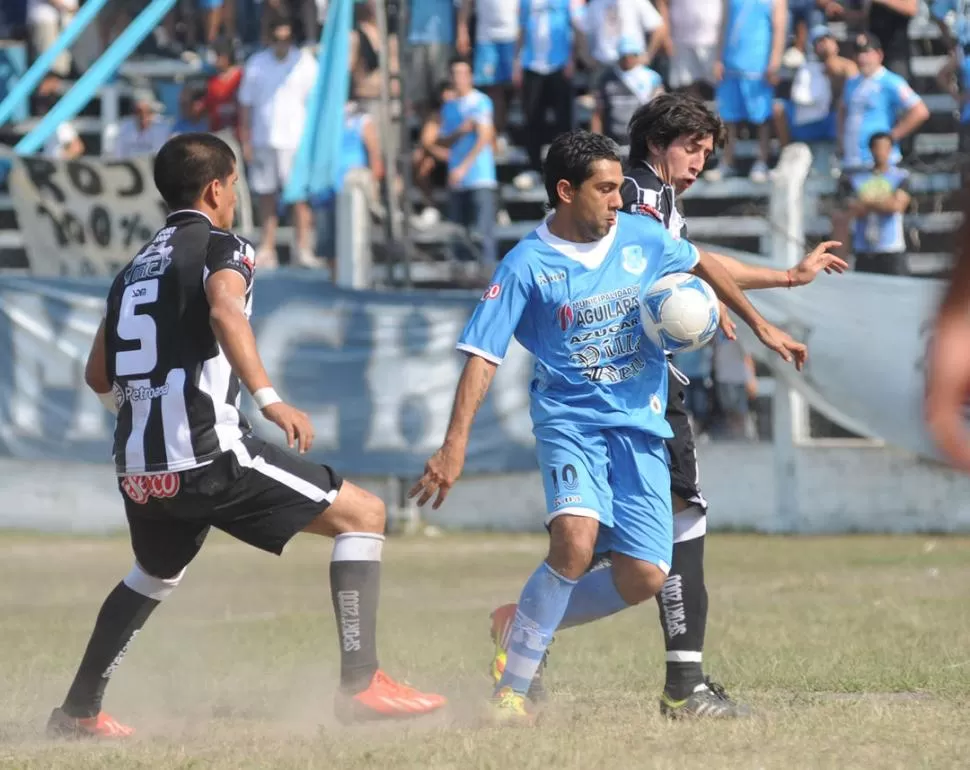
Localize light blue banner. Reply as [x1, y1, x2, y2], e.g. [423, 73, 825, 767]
[0, 274, 538, 475]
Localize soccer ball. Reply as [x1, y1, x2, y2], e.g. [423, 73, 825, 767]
[640, 272, 720, 353]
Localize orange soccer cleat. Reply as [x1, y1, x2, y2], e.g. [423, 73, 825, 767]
[46, 707, 135, 739]
[335, 669, 446, 724]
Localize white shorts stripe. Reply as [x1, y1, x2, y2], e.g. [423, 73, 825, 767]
[545, 506, 601, 527]
[231, 442, 338, 504]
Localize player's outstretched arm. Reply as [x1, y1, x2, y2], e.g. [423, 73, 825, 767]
[925, 211, 970, 472]
[710, 241, 847, 290]
[692, 249, 808, 370]
[205, 270, 315, 453]
[409, 354, 498, 509]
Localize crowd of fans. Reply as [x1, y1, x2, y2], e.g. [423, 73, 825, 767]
[1, 0, 966, 433]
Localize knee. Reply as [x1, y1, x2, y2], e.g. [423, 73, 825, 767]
[612, 559, 668, 605]
[123, 561, 185, 601]
[546, 516, 598, 580]
[329, 489, 386, 536]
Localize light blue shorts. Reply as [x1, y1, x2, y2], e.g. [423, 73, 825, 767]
[474, 40, 516, 87]
[716, 75, 774, 125]
[535, 424, 673, 573]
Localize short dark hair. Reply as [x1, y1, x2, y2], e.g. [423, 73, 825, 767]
[543, 130, 622, 207]
[449, 55, 472, 69]
[627, 93, 726, 165]
[868, 131, 892, 149]
[154, 133, 236, 211]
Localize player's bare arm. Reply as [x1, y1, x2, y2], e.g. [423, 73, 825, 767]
[84, 318, 120, 415]
[692, 249, 808, 369]
[410, 354, 498, 509]
[205, 269, 314, 453]
[711, 240, 847, 290]
[925, 211, 970, 472]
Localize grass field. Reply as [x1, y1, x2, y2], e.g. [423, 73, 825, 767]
[1, 531, 969, 769]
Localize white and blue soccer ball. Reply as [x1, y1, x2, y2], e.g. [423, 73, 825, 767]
[640, 272, 720, 353]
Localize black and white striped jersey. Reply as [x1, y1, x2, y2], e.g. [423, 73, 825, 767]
[104, 209, 257, 475]
[620, 161, 688, 240]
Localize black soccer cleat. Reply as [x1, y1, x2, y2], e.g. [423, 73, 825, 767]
[659, 678, 753, 719]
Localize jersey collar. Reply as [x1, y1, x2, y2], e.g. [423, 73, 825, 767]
[166, 209, 213, 225]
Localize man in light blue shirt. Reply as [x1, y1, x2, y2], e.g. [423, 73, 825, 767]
[709, 0, 787, 183]
[409, 129, 806, 721]
[838, 32, 928, 170]
[439, 57, 499, 271]
[512, 0, 583, 190]
[408, 0, 455, 116]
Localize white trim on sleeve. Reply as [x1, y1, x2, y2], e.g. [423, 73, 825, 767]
[455, 343, 503, 365]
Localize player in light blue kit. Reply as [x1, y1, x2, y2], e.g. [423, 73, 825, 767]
[409, 131, 806, 722]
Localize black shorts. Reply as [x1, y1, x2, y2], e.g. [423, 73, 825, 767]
[665, 371, 707, 510]
[119, 436, 343, 579]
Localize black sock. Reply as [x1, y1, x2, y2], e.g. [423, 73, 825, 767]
[330, 533, 383, 693]
[63, 582, 160, 718]
[657, 532, 708, 700]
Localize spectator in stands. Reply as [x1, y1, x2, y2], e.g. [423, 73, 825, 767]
[706, 0, 787, 183]
[439, 57, 498, 277]
[581, 0, 668, 74]
[834, 131, 911, 275]
[412, 80, 455, 230]
[936, 45, 970, 167]
[655, 0, 722, 97]
[457, 0, 519, 153]
[816, 0, 866, 34]
[773, 25, 849, 152]
[785, 0, 821, 61]
[590, 37, 664, 145]
[866, 0, 917, 81]
[930, 0, 970, 53]
[197, 0, 228, 63]
[316, 101, 384, 280]
[408, 0, 454, 119]
[711, 329, 758, 440]
[205, 38, 243, 136]
[111, 90, 172, 158]
[351, 0, 399, 106]
[27, 0, 77, 76]
[238, 16, 320, 268]
[837, 32, 927, 171]
[512, 0, 583, 191]
[672, 346, 714, 435]
[34, 74, 83, 160]
[172, 85, 210, 134]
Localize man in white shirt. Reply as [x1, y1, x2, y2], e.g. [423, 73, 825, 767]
[27, 0, 78, 77]
[656, 0, 722, 95]
[582, 0, 667, 71]
[239, 17, 320, 268]
[110, 90, 172, 160]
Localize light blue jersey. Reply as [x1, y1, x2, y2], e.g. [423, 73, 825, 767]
[458, 212, 699, 436]
[340, 112, 370, 179]
[441, 90, 498, 189]
[409, 0, 455, 44]
[458, 212, 698, 567]
[520, 0, 577, 74]
[845, 166, 909, 254]
[722, 0, 775, 77]
[842, 67, 922, 168]
[961, 51, 970, 123]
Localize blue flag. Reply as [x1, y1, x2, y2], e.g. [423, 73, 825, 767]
[283, 0, 354, 204]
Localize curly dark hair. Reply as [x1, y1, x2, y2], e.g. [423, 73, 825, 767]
[627, 93, 726, 165]
[543, 130, 622, 207]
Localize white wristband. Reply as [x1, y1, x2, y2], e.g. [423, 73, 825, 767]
[97, 391, 119, 415]
[253, 387, 282, 410]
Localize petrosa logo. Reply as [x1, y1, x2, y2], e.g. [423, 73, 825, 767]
[557, 304, 575, 331]
[481, 284, 501, 301]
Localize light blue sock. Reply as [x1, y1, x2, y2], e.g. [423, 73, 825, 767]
[497, 561, 576, 695]
[558, 561, 631, 630]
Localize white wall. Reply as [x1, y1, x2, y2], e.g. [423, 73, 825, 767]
[2, 443, 969, 535]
